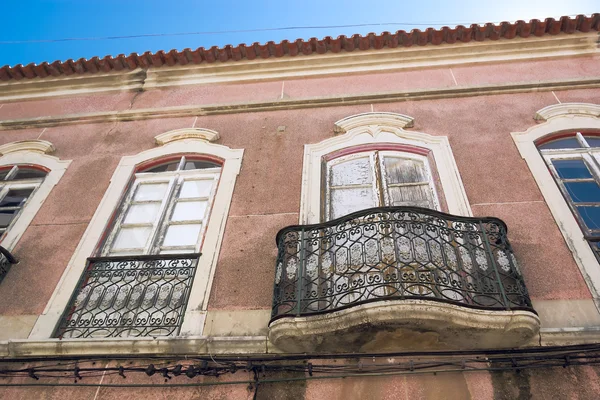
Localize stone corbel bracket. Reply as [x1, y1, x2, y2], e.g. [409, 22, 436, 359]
[333, 112, 415, 135]
[0, 139, 55, 156]
[154, 128, 221, 146]
[535, 103, 600, 122]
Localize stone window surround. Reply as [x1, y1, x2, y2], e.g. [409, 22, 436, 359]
[0, 140, 71, 251]
[512, 103, 600, 310]
[30, 129, 244, 339]
[299, 112, 472, 224]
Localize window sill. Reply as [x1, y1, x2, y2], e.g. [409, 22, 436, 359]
[0, 335, 267, 358]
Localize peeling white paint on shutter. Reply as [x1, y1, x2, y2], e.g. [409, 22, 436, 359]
[325, 150, 440, 220]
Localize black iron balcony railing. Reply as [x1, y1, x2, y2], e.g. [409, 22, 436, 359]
[271, 207, 534, 322]
[55, 253, 200, 339]
[0, 245, 18, 284]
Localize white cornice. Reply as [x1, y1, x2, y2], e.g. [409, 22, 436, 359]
[535, 103, 600, 121]
[0, 32, 597, 102]
[0, 139, 55, 155]
[154, 128, 220, 145]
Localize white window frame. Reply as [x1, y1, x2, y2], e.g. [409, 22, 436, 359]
[300, 112, 471, 224]
[0, 140, 71, 251]
[512, 103, 600, 310]
[31, 130, 243, 339]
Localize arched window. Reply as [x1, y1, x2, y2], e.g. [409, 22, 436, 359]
[33, 129, 244, 341]
[100, 156, 221, 256]
[0, 165, 47, 239]
[512, 103, 600, 310]
[300, 112, 470, 224]
[537, 131, 600, 259]
[0, 140, 70, 251]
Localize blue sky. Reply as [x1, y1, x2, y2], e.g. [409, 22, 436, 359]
[0, 0, 597, 67]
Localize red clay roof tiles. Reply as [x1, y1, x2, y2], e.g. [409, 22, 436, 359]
[1, 14, 598, 82]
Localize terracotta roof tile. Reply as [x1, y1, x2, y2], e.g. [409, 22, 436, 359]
[1, 14, 598, 81]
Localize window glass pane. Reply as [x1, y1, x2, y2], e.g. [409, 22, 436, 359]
[388, 185, 433, 207]
[180, 180, 213, 198]
[172, 201, 207, 221]
[538, 137, 582, 150]
[162, 224, 202, 247]
[564, 182, 600, 203]
[584, 136, 600, 148]
[134, 183, 168, 201]
[183, 161, 220, 170]
[330, 157, 372, 186]
[0, 169, 10, 181]
[123, 204, 160, 224]
[112, 227, 152, 250]
[12, 168, 46, 180]
[0, 210, 17, 228]
[577, 207, 600, 230]
[383, 157, 427, 184]
[0, 188, 34, 207]
[143, 161, 180, 173]
[553, 159, 593, 179]
[330, 187, 375, 219]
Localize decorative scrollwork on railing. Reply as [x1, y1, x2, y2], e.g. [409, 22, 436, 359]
[55, 253, 200, 338]
[271, 207, 534, 322]
[0, 245, 18, 284]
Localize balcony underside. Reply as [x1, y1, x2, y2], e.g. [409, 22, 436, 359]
[268, 299, 540, 353]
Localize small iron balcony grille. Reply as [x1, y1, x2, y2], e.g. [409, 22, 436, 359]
[0, 246, 18, 284]
[55, 253, 200, 339]
[271, 207, 534, 322]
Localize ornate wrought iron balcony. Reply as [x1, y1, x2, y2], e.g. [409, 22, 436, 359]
[0, 245, 18, 284]
[269, 207, 538, 352]
[55, 253, 200, 339]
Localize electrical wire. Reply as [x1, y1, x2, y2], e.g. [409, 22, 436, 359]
[0, 14, 588, 45]
[2, 344, 600, 388]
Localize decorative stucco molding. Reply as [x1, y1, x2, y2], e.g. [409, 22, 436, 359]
[535, 103, 600, 121]
[300, 112, 472, 223]
[512, 104, 600, 311]
[268, 300, 540, 353]
[154, 128, 220, 145]
[0, 140, 55, 156]
[333, 112, 414, 134]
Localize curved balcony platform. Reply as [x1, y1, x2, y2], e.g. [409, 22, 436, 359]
[268, 207, 539, 353]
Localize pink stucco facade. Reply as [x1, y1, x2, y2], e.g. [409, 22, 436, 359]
[0, 29, 600, 398]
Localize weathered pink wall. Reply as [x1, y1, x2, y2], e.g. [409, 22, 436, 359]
[0, 55, 598, 321]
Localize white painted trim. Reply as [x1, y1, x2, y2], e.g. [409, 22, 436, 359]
[154, 128, 220, 145]
[511, 104, 600, 310]
[300, 112, 472, 224]
[0, 150, 71, 250]
[535, 103, 600, 121]
[30, 137, 244, 339]
[0, 140, 55, 155]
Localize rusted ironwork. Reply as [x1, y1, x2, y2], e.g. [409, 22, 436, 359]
[271, 207, 534, 323]
[55, 253, 200, 338]
[0, 245, 18, 284]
